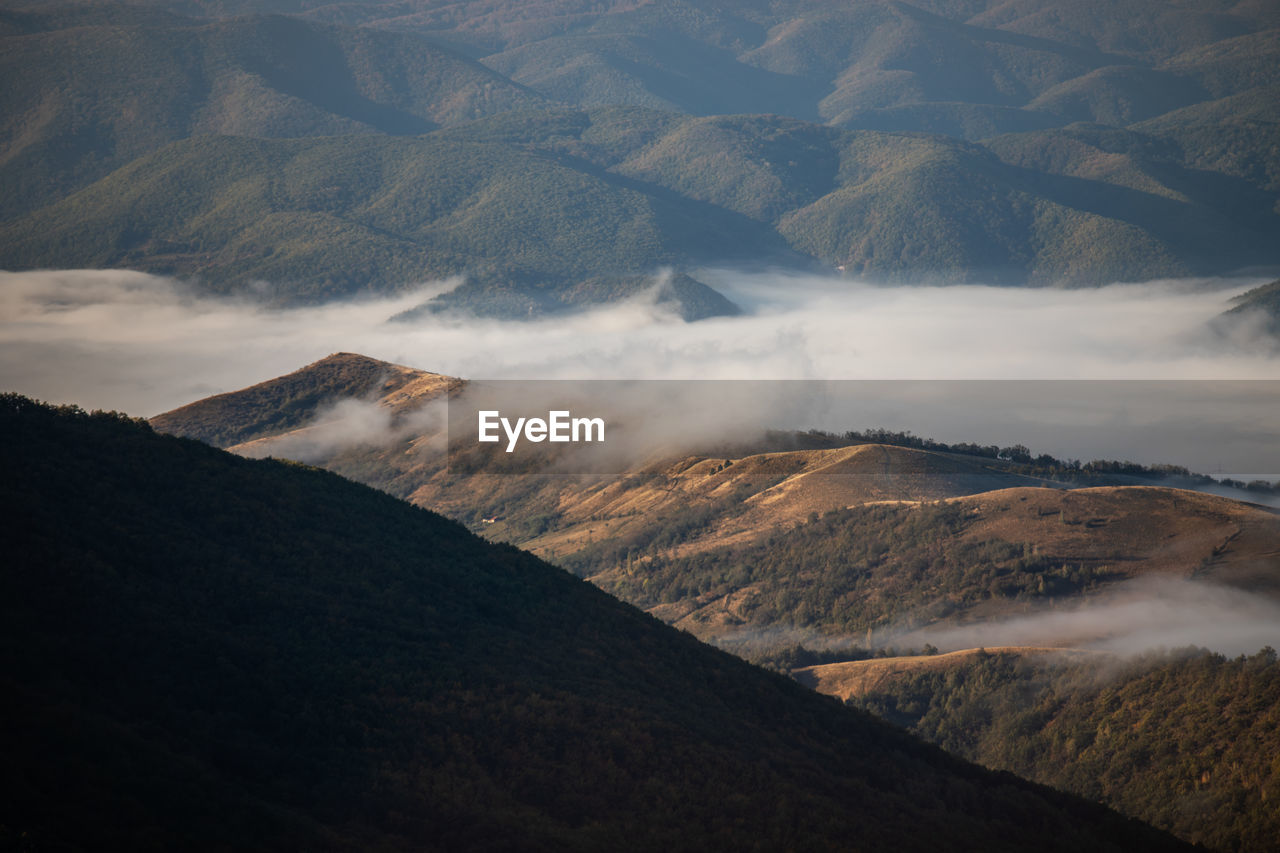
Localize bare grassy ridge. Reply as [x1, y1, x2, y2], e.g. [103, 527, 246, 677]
[509, 444, 1055, 560]
[150, 357, 1280, 650]
[150, 352, 458, 445]
[796, 646, 1105, 701]
[588, 485, 1280, 644]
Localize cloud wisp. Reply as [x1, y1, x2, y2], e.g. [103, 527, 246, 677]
[895, 578, 1280, 658]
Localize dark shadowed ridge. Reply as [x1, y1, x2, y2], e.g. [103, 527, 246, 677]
[0, 394, 1192, 851]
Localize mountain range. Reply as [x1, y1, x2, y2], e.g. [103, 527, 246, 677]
[8, 2, 1280, 849]
[0, 393, 1192, 851]
[1, 0, 1277, 313]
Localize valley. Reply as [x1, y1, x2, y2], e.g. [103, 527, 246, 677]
[5, 0, 1280, 849]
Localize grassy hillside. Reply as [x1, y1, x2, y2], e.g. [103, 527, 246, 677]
[0, 393, 1192, 851]
[149, 352, 458, 447]
[478, 444, 1060, 560]
[846, 647, 1280, 852]
[586, 485, 1280, 646]
[152, 371, 1070, 560]
[148, 356, 1280, 652]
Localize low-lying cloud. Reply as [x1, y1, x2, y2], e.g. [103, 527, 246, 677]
[2, 268, 1278, 475]
[712, 578, 1280, 660]
[233, 396, 448, 463]
[899, 578, 1280, 657]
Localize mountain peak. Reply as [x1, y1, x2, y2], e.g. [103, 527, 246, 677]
[150, 353, 458, 448]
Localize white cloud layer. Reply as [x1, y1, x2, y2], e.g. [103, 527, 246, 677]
[1, 268, 1277, 475]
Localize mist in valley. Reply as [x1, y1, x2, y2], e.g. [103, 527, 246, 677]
[897, 577, 1280, 659]
[3, 267, 1277, 479]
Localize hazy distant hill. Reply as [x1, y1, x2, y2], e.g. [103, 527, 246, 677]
[1, 394, 1192, 851]
[2, 0, 1278, 310]
[0, 6, 546, 219]
[0, 130, 785, 305]
[99, 0, 1280, 137]
[5, 106, 1274, 306]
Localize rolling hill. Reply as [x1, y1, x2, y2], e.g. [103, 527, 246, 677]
[103, 0, 1280, 136]
[147, 353, 1069, 543]
[795, 647, 1106, 705]
[0, 128, 785, 306]
[583, 484, 1280, 646]
[1, 393, 1194, 851]
[1220, 276, 1280, 335]
[149, 354, 1280, 659]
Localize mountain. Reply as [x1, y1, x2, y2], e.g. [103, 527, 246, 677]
[841, 647, 1280, 852]
[4, 105, 1274, 307]
[0, 6, 547, 219]
[0, 129, 784, 307]
[0, 393, 1192, 851]
[103, 0, 1280, 137]
[149, 355, 1280, 658]
[149, 351, 459, 447]
[586, 485, 1280, 649]
[3, 0, 1278, 312]
[148, 356, 1069, 543]
[448, 444, 1065, 562]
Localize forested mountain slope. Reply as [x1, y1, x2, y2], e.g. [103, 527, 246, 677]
[2, 0, 1277, 311]
[842, 648, 1280, 852]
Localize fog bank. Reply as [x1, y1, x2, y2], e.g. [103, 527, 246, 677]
[2, 268, 1278, 474]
